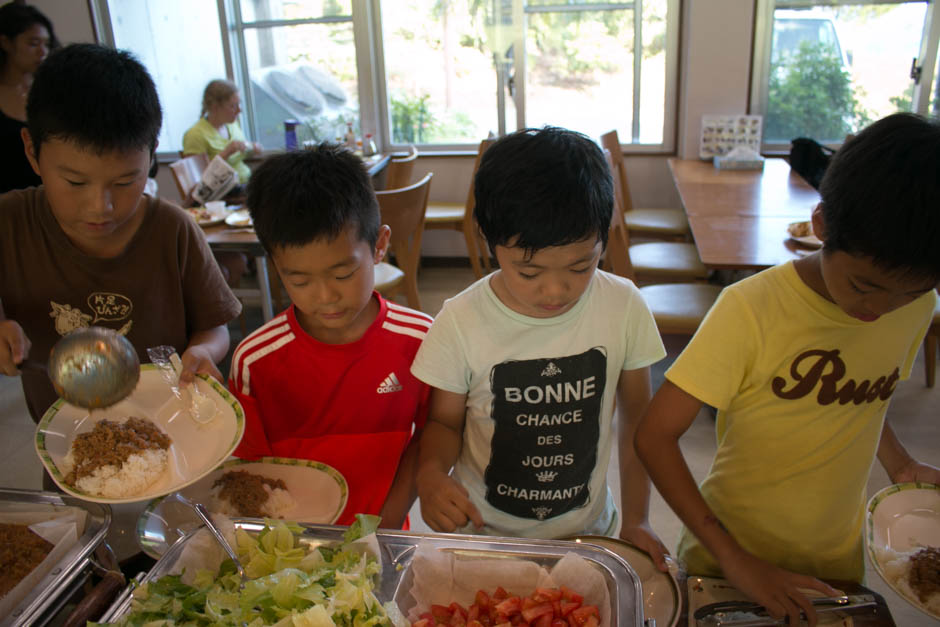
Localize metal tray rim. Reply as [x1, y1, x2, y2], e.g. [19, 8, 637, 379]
[0, 487, 112, 627]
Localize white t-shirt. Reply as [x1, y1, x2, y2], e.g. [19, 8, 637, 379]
[411, 269, 666, 538]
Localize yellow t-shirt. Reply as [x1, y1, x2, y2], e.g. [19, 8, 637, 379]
[667, 261, 935, 582]
[182, 117, 252, 184]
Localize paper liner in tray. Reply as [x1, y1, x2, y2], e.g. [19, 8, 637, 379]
[405, 541, 613, 627]
[0, 504, 87, 619]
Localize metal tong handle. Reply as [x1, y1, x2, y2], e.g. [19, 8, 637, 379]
[695, 595, 876, 623]
[172, 492, 248, 585]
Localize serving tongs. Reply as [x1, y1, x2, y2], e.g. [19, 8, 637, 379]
[694, 594, 877, 626]
[169, 492, 249, 589]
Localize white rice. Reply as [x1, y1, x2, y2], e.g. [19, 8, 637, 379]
[209, 481, 295, 518]
[62, 448, 168, 499]
[876, 545, 940, 616]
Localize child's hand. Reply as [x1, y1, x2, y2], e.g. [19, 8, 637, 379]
[179, 346, 223, 384]
[619, 521, 670, 572]
[890, 458, 940, 485]
[719, 547, 839, 627]
[417, 470, 484, 532]
[0, 320, 31, 376]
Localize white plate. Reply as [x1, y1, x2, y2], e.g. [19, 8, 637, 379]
[136, 457, 348, 558]
[687, 576, 852, 626]
[35, 365, 245, 504]
[866, 482, 940, 620]
[225, 209, 252, 228]
[570, 536, 680, 627]
[787, 220, 823, 248]
[186, 206, 226, 228]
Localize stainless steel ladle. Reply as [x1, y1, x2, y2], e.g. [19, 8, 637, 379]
[169, 492, 249, 589]
[47, 327, 141, 409]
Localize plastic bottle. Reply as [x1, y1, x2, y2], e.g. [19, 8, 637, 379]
[344, 122, 357, 150]
[284, 119, 299, 151]
[363, 133, 377, 157]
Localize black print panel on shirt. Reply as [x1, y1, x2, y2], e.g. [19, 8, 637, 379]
[484, 347, 607, 521]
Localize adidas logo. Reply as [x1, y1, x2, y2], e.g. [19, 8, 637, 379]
[377, 372, 403, 394]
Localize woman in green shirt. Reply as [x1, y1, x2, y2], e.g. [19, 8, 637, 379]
[183, 79, 262, 184]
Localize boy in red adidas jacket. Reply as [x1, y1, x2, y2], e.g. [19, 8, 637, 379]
[228, 144, 431, 528]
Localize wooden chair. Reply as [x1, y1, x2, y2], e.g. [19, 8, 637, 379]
[169, 154, 209, 207]
[925, 295, 940, 387]
[605, 180, 722, 336]
[601, 130, 689, 240]
[423, 139, 494, 279]
[374, 173, 433, 310]
[604, 149, 708, 283]
[384, 145, 418, 190]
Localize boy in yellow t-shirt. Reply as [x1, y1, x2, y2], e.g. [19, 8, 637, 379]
[636, 113, 940, 626]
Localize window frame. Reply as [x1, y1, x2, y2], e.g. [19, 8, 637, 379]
[750, 0, 940, 153]
[92, 0, 680, 155]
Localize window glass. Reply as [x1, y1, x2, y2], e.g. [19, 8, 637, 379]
[106, 0, 225, 155]
[764, 3, 927, 144]
[238, 0, 351, 21]
[381, 0, 499, 144]
[241, 22, 359, 149]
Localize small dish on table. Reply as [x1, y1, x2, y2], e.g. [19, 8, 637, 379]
[787, 220, 823, 248]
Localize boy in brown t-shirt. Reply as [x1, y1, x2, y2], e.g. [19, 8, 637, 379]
[0, 44, 241, 422]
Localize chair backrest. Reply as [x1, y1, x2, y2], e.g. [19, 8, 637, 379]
[169, 153, 210, 203]
[600, 129, 634, 216]
[385, 145, 419, 190]
[602, 149, 636, 281]
[462, 138, 496, 242]
[376, 172, 433, 279]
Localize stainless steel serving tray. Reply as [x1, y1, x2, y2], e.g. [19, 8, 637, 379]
[101, 520, 645, 626]
[0, 487, 111, 627]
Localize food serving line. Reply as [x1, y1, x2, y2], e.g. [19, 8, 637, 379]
[5, 329, 932, 626]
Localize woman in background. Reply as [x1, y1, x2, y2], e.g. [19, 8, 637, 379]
[0, 2, 56, 194]
[182, 79, 262, 185]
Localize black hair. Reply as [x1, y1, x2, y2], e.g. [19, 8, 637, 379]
[0, 2, 58, 70]
[26, 44, 162, 156]
[246, 143, 380, 253]
[820, 112, 940, 282]
[474, 126, 612, 256]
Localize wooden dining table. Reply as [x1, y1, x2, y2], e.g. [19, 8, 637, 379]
[668, 157, 821, 271]
[200, 153, 391, 322]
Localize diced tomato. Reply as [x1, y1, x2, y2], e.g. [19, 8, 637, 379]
[560, 587, 583, 605]
[533, 614, 552, 627]
[494, 597, 522, 616]
[521, 603, 553, 623]
[450, 614, 467, 627]
[468, 605, 481, 622]
[467, 621, 484, 627]
[559, 601, 581, 617]
[431, 605, 453, 623]
[476, 590, 491, 609]
[583, 617, 598, 627]
[478, 613, 493, 627]
[568, 606, 599, 627]
[533, 588, 562, 603]
[493, 622, 511, 627]
[413, 619, 432, 627]
[509, 614, 522, 626]
[493, 587, 509, 601]
[450, 603, 469, 619]
[551, 620, 567, 627]
[420, 613, 436, 623]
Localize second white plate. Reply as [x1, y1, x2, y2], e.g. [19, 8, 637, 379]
[137, 456, 348, 558]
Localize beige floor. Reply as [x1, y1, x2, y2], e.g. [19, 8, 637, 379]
[1, 265, 937, 625]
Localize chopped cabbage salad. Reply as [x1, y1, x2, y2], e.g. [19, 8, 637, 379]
[97, 515, 401, 626]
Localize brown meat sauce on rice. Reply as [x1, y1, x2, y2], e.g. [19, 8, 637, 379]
[63, 417, 171, 498]
[210, 470, 294, 518]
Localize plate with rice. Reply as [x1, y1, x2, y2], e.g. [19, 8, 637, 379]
[35, 365, 245, 504]
[136, 457, 348, 558]
[866, 482, 940, 620]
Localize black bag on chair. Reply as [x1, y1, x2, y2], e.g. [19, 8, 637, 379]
[788, 137, 835, 190]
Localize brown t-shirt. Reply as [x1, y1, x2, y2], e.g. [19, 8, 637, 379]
[0, 187, 242, 421]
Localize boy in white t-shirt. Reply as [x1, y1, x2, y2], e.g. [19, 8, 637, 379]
[412, 127, 669, 568]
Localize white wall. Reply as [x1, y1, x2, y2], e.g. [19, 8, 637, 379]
[28, 1, 758, 256]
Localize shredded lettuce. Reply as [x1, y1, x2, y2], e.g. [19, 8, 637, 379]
[105, 519, 391, 626]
